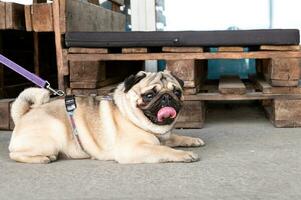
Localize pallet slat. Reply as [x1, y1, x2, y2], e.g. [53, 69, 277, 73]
[265, 99, 301, 127]
[68, 48, 108, 54]
[162, 47, 203, 53]
[0, 99, 14, 130]
[175, 101, 205, 129]
[0, 2, 25, 30]
[122, 48, 148, 54]
[217, 46, 244, 52]
[260, 45, 300, 51]
[67, 51, 301, 61]
[219, 76, 246, 95]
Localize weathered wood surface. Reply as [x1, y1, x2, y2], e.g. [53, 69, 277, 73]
[67, 83, 118, 96]
[67, 51, 301, 61]
[163, 47, 203, 53]
[265, 99, 301, 127]
[69, 48, 108, 54]
[217, 46, 244, 52]
[0, 2, 25, 30]
[260, 45, 300, 51]
[0, 2, 5, 29]
[70, 77, 123, 89]
[219, 76, 246, 95]
[260, 58, 301, 86]
[166, 60, 205, 94]
[66, 0, 125, 32]
[0, 99, 14, 130]
[122, 48, 148, 54]
[109, 0, 124, 6]
[53, 0, 65, 90]
[175, 101, 205, 129]
[31, 3, 54, 32]
[69, 61, 106, 83]
[253, 76, 301, 94]
[184, 92, 301, 101]
[24, 5, 32, 31]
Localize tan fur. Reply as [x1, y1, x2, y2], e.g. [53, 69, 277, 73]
[9, 70, 204, 164]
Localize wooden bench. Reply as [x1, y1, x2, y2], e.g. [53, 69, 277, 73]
[64, 43, 301, 128]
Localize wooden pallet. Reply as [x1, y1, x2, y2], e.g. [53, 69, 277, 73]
[0, 99, 14, 130]
[0, 2, 25, 30]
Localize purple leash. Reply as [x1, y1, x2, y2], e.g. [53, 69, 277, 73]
[0, 54, 64, 96]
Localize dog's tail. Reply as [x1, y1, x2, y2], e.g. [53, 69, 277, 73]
[11, 88, 50, 124]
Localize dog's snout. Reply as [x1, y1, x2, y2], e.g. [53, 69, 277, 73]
[161, 94, 172, 105]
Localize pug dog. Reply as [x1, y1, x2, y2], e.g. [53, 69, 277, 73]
[9, 70, 204, 164]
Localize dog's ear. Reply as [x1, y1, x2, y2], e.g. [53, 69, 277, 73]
[171, 73, 184, 89]
[124, 72, 146, 92]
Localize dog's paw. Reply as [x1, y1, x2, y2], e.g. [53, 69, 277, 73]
[190, 138, 205, 147]
[174, 151, 200, 163]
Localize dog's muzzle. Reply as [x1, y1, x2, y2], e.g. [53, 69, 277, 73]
[138, 92, 183, 125]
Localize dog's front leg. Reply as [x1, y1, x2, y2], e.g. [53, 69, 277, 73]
[161, 133, 205, 147]
[115, 144, 199, 164]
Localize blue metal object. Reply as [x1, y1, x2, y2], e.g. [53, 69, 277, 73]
[207, 48, 256, 80]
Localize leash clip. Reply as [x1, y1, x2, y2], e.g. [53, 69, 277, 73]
[45, 81, 65, 96]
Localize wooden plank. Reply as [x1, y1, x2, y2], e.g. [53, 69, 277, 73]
[62, 49, 69, 75]
[183, 86, 200, 95]
[67, 51, 301, 61]
[184, 92, 301, 101]
[111, 2, 120, 12]
[218, 76, 246, 95]
[265, 99, 301, 127]
[59, 0, 66, 33]
[253, 76, 301, 94]
[166, 60, 205, 93]
[33, 32, 40, 75]
[32, 3, 54, 32]
[109, 0, 124, 6]
[175, 101, 205, 129]
[69, 61, 106, 82]
[0, 99, 14, 130]
[87, 0, 100, 5]
[68, 48, 108, 54]
[66, 0, 125, 32]
[261, 58, 301, 86]
[70, 77, 123, 89]
[24, 5, 32, 31]
[122, 48, 148, 54]
[5, 2, 25, 30]
[0, 2, 5, 29]
[217, 46, 244, 52]
[270, 80, 299, 87]
[162, 47, 203, 53]
[269, 58, 300, 81]
[260, 45, 300, 51]
[0, 65, 3, 97]
[252, 76, 272, 93]
[166, 60, 197, 81]
[53, 0, 65, 90]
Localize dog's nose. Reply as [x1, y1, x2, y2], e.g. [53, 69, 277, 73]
[161, 94, 172, 106]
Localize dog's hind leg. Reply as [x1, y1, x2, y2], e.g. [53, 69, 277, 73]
[9, 134, 59, 164]
[9, 152, 54, 164]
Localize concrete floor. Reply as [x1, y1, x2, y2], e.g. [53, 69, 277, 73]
[0, 102, 301, 200]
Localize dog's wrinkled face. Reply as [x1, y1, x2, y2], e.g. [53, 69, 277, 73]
[114, 70, 184, 135]
[137, 85, 182, 125]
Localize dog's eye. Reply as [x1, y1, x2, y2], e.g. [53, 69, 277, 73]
[173, 89, 182, 98]
[143, 92, 155, 102]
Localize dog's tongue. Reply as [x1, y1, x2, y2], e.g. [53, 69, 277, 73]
[157, 107, 177, 122]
